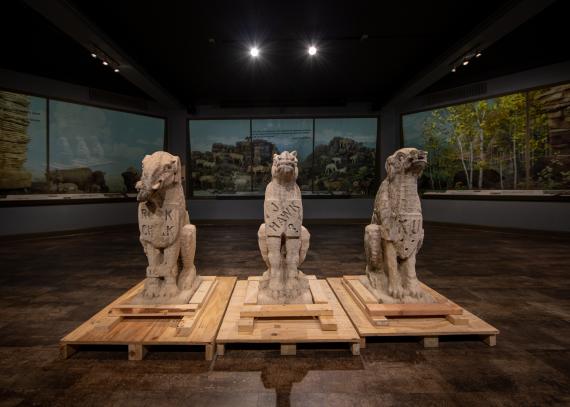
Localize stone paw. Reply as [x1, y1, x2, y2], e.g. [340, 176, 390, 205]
[388, 283, 405, 300]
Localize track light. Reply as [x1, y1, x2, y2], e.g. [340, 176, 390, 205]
[90, 52, 97, 58]
[114, 68, 120, 73]
[451, 67, 456, 73]
[250, 47, 260, 58]
[462, 60, 469, 66]
[308, 45, 317, 56]
[102, 60, 109, 66]
[475, 51, 482, 58]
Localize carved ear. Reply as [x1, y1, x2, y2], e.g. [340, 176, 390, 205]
[385, 156, 395, 181]
[291, 150, 297, 157]
[273, 153, 278, 160]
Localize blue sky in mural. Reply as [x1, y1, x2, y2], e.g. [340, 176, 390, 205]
[189, 120, 250, 152]
[49, 100, 164, 191]
[315, 118, 377, 148]
[252, 119, 313, 160]
[24, 96, 47, 181]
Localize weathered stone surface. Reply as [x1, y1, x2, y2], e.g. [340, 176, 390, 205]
[131, 151, 200, 304]
[363, 147, 435, 304]
[257, 151, 312, 304]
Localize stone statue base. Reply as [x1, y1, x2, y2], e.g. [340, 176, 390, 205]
[128, 275, 202, 305]
[360, 274, 434, 304]
[258, 270, 312, 305]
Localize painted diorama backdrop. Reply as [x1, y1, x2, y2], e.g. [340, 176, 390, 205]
[189, 117, 377, 196]
[0, 90, 164, 201]
[402, 82, 570, 195]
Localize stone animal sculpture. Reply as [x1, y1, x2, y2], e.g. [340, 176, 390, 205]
[133, 151, 200, 304]
[257, 151, 312, 304]
[364, 147, 434, 303]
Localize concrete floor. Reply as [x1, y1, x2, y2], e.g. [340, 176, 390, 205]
[0, 222, 569, 406]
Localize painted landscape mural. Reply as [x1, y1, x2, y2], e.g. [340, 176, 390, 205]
[402, 83, 570, 193]
[189, 117, 377, 196]
[0, 90, 165, 199]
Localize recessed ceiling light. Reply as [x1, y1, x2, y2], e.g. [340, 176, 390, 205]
[90, 52, 97, 58]
[114, 68, 120, 73]
[250, 47, 260, 57]
[308, 46, 317, 56]
[102, 61, 109, 66]
[475, 51, 482, 58]
[451, 67, 457, 73]
[462, 60, 469, 66]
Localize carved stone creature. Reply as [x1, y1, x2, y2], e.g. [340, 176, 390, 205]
[363, 148, 434, 304]
[257, 151, 312, 304]
[133, 151, 200, 304]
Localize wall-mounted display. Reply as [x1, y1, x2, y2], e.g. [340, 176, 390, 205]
[0, 89, 165, 202]
[189, 117, 377, 197]
[402, 82, 570, 196]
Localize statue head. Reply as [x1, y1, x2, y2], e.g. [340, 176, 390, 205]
[271, 150, 299, 184]
[136, 151, 181, 202]
[385, 147, 427, 181]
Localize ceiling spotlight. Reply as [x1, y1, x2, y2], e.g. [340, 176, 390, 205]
[451, 67, 457, 73]
[102, 60, 109, 66]
[462, 60, 469, 66]
[308, 46, 317, 56]
[475, 51, 482, 58]
[250, 47, 260, 58]
[114, 68, 120, 73]
[90, 52, 97, 58]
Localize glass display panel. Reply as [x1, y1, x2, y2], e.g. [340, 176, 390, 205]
[49, 100, 164, 194]
[402, 83, 570, 196]
[189, 119, 251, 196]
[313, 118, 377, 195]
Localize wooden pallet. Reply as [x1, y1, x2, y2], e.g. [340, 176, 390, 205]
[60, 276, 236, 360]
[328, 276, 499, 349]
[216, 276, 360, 356]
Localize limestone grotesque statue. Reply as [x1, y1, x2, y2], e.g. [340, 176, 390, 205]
[133, 151, 200, 304]
[364, 147, 434, 303]
[257, 151, 312, 304]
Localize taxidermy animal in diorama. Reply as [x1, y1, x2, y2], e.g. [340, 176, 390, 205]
[132, 151, 200, 304]
[257, 151, 312, 304]
[363, 147, 434, 304]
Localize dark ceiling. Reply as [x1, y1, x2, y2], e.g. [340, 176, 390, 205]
[1, 0, 568, 108]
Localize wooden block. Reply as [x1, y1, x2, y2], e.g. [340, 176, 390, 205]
[483, 335, 497, 347]
[240, 304, 333, 318]
[318, 315, 338, 331]
[238, 317, 254, 333]
[175, 315, 196, 337]
[308, 279, 328, 304]
[422, 336, 439, 348]
[128, 344, 148, 360]
[305, 275, 317, 280]
[205, 344, 215, 361]
[446, 314, 470, 326]
[281, 344, 296, 355]
[60, 343, 77, 359]
[366, 303, 463, 317]
[92, 316, 122, 331]
[217, 343, 225, 356]
[190, 279, 215, 305]
[360, 337, 366, 349]
[345, 279, 377, 304]
[351, 342, 360, 355]
[109, 303, 198, 317]
[244, 280, 259, 305]
[371, 316, 389, 326]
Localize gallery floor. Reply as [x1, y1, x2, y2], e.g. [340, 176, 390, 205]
[0, 222, 569, 406]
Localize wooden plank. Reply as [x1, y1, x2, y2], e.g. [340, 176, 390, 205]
[128, 343, 148, 360]
[240, 304, 333, 318]
[308, 279, 328, 304]
[92, 316, 122, 331]
[344, 278, 378, 304]
[366, 302, 463, 317]
[238, 317, 254, 333]
[341, 278, 389, 327]
[244, 280, 259, 305]
[189, 279, 215, 305]
[216, 280, 359, 348]
[281, 344, 296, 355]
[328, 277, 500, 341]
[371, 316, 390, 326]
[446, 314, 470, 326]
[318, 316, 338, 331]
[175, 316, 196, 337]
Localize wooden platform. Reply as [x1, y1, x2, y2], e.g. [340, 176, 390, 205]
[328, 276, 499, 349]
[60, 276, 236, 360]
[216, 277, 360, 356]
